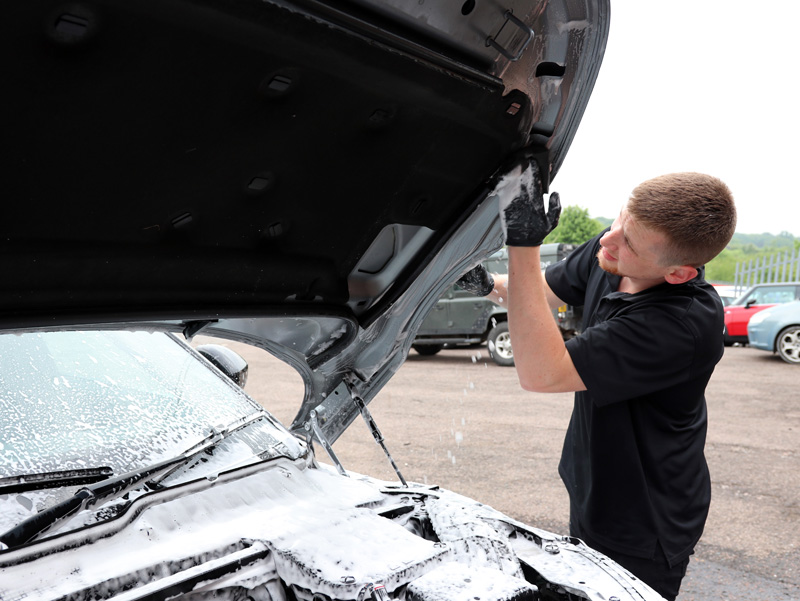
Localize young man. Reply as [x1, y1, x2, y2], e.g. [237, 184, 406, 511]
[467, 155, 736, 600]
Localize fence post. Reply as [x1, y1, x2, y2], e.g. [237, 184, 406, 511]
[795, 247, 800, 281]
[780, 250, 787, 282]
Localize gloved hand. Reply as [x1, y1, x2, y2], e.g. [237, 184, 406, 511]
[499, 153, 561, 247]
[456, 264, 495, 296]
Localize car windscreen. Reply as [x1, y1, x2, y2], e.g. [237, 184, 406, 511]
[738, 285, 797, 306]
[0, 330, 267, 479]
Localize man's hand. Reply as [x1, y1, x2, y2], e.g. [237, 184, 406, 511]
[455, 264, 495, 296]
[500, 154, 561, 247]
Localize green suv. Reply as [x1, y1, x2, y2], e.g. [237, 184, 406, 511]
[412, 244, 580, 366]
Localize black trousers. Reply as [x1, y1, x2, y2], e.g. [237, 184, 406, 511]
[569, 512, 690, 601]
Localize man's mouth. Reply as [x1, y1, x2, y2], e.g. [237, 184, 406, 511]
[601, 247, 616, 261]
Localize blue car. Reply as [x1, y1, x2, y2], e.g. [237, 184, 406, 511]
[747, 300, 800, 364]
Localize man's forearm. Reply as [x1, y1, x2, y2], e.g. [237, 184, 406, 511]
[507, 247, 585, 393]
[488, 273, 508, 308]
[491, 270, 565, 312]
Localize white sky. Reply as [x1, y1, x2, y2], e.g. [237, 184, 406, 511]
[553, 1, 799, 237]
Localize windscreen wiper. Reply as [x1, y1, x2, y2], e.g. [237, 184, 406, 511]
[0, 412, 264, 551]
[0, 467, 113, 495]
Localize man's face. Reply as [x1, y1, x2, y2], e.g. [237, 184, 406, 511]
[596, 204, 671, 282]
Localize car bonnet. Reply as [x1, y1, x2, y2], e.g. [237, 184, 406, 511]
[4, 0, 608, 442]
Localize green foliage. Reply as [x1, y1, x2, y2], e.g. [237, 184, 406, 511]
[729, 231, 796, 250]
[595, 216, 613, 229]
[544, 206, 605, 245]
[706, 232, 798, 283]
[704, 249, 738, 282]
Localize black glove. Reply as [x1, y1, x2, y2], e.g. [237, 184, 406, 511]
[500, 153, 561, 246]
[456, 264, 495, 296]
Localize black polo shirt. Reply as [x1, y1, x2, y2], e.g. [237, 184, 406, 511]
[544, 230, 721, 565]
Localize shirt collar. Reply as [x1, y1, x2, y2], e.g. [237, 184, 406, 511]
[604, 267, 706, 303]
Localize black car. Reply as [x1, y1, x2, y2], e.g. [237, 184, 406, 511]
[412, 244, 581, 366]
[0, 2, 666, 600]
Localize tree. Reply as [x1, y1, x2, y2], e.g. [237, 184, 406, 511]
[544, 205, 605, 245]
[705, 249, 736, 282]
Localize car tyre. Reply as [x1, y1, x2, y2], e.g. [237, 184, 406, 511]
[723, 331, 734, 347]
[487, 322, 514, 366]
[413, 344, 443, 356]
[776, 325, 800, 364]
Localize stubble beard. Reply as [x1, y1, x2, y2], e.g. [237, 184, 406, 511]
[596, 248, 621, 276]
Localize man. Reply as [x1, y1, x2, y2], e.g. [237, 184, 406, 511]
[463, 154, 736, 600]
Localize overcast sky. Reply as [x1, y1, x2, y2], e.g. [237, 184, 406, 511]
[553, 1, 799, 237]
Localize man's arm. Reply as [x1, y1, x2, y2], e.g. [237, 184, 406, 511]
[496, 154, 585, 393]
[506, 247, 585, 393]
[489, 271, 564, 311]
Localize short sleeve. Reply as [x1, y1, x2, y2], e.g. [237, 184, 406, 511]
[545, 231, 606, 307]
[565, 305, 698, 406]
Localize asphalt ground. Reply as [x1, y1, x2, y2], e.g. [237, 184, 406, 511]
[217, 339, 800, 601]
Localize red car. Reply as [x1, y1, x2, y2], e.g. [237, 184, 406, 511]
[723, 282, 800, 345]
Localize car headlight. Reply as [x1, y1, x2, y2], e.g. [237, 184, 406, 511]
[749, 310, 771, 326]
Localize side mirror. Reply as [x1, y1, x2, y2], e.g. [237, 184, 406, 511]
[745, 299, 757, 309]
[196, 344, 249, 389]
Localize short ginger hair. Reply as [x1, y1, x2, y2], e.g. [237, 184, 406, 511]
[627, 172, 736, 267]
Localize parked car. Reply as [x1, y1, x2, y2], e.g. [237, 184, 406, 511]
[0, 1, 667, 600]
[412, 244, 581, 366]
[747, 300, 800, 364]
[711, 284, 738, 307]
[723, 282, 800, 345]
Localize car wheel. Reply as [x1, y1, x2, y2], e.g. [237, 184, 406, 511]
[412, 344, 443, 356]
[776, 326, 800, 364]
[487, 322, 514, 366]
[723, 325, 734, 346]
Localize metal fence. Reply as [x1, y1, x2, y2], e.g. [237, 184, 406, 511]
[734, 247, 800, 294]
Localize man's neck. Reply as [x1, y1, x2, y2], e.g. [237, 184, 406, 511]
[617, 275, 666, 295]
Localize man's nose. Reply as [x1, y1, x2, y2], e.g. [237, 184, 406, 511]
[600, 228, 617, 248]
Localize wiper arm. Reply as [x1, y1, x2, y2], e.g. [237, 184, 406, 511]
[0, 412, 264, 551]
[0, 467, 113, 495]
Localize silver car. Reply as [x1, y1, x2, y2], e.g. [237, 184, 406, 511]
[0, 1, 665, 599]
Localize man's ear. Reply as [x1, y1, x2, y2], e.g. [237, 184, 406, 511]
[665, 265, 698, 285]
